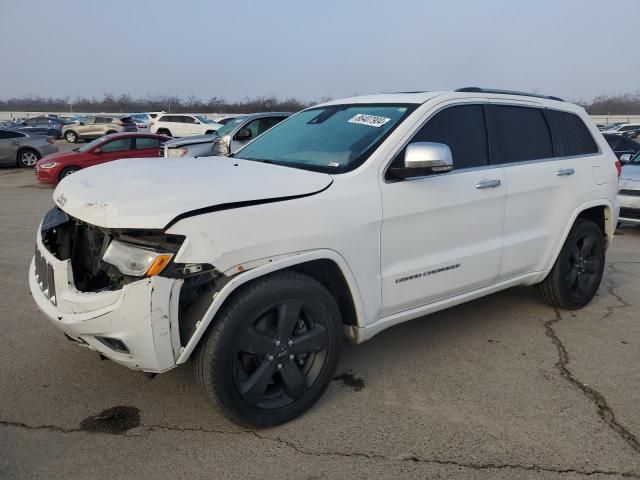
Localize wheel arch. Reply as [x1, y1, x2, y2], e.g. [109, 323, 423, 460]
[176, 249, 365, 364]
[544, 200, 615, 275]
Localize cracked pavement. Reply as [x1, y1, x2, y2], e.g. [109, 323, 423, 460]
[2, 163, 640, 479]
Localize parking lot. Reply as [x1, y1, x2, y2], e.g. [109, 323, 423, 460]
[1, 146, 639, 479]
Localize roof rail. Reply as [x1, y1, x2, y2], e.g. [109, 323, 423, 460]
[455, 87, 564, 102]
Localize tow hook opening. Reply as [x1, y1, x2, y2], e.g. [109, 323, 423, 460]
[95, 336, 130, 354]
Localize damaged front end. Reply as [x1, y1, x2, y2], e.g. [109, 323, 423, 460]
[31, 207, 227, 372]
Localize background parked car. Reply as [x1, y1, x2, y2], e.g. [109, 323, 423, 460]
[10, 116, 71, 139]
[618, 151, 640, 225]
[603, 133, 640, 161]
[164, 112, 290, 157]
[35, 132, 169, 184]
[604, 123, 640, 134]
[150, 114, 221, 137]
[62, 116, 137, 143]
[0, 129, 58, 167]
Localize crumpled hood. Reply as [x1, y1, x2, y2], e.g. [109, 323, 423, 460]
[164, 134, 216, 148]
[53, 157, 332, 229]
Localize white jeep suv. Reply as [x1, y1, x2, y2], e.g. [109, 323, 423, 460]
[30, 88, 620, 426]
[150, 114, 222, 137]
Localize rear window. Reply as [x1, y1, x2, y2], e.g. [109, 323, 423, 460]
[545, 110, 598, 156]
[488, 105, 553, 164]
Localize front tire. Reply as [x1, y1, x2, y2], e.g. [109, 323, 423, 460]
[194, 271, 343, 427]
[17, 148, 40, 168]
[65, 131, 78, 143]
[536, 218, 605, 309]
[59, 166, 80, 180]
[156, 128, 172, 137]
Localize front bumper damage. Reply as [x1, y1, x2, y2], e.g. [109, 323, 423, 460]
[29, 215, 191, 373]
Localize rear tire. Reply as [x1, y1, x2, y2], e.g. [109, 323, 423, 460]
[193, 271, 343, 427]
[65, 131, 78, 143]
[59, 166, 80, 180]
[536, 218, 605, 309]
[17, 148, 40, 168]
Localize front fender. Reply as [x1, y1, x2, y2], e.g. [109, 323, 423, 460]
[175, 248, 366, 364]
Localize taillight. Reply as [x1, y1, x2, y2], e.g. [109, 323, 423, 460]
[615, 160, 622, 177]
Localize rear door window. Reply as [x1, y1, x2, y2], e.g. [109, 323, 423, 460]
[135, 137, 162, 149]
[545, 110, 598, 156]
[487, 105, 554, 164]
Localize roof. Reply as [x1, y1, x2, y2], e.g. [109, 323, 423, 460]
[316, 88, 568, 108]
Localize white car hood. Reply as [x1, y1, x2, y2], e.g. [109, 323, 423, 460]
[53, 157, 333, 229]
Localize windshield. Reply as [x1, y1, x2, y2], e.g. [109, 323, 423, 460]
[196, 115, 216, 124]
[215, 117, 246, 137]
[235, 104, 415, 173]
[77, 138, 105, 152]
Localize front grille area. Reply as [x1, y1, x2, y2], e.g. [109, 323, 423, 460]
[39, 207, 184, 293]
[619, 189, 640, 197]
[34, 247, 56, 304]
[40, 208, 125, 292]
[620, 207, 640, 220]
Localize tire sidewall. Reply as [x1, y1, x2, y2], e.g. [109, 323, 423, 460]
[59, 167, 80, 181]
[203, 273, 343, 426]
[557, 220, 605, 308]
[65, 131, 77, 143]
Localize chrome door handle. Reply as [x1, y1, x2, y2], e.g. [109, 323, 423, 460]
[475, 179, 501, 189]
[556, 168, 575, 176]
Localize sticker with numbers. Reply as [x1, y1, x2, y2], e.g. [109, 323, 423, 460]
[348, 114, 391, 128]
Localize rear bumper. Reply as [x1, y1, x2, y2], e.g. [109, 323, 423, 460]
[618, 193, 640, 224]
[29, 228, 182, 372]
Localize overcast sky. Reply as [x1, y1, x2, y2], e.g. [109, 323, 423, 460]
[1, 0, 638, 103]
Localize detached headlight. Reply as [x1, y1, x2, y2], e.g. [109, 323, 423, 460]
[39, 162, 59, 169]
[103, 240, 173, 277]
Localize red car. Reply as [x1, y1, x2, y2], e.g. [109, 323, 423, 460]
[35, 132, 170, 185]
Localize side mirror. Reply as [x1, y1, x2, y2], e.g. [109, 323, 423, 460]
[93, 147, 102, 154]
[389, 142, 453, 179]
[620, 153, 632, 164]
[235, 128, 252, 141]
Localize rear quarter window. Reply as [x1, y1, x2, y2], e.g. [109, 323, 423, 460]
[545, 110, 598, 156]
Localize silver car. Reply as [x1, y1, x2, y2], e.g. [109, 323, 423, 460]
[0, 129, 59, 167]
[62, 116, 137, 143]
[619, 151, 640, 224]
[163, 112, 291, 158]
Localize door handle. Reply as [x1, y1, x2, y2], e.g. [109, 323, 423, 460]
[475, 179, 501, 189]
[556, 168, 575, 176]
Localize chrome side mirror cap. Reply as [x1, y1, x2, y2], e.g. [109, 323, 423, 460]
[404, 142, 453, 172]
[620, 153, 632, 164]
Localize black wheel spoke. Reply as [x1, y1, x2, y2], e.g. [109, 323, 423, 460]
[580, 236, 595, 257]
[237, 328, 275, 355]
[584, 259, 599, 274]
[277, 301, 302, 339]
[576, 275, 592, 297]
[280, 361, 307, 399]
[569, 243, 580, 262]
[289, 325, 329, 355]
[239, 359, 276, 404]
[566, 268, 579, 289]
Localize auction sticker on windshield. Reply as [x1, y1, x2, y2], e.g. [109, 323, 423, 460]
[348, 114, 391, 128]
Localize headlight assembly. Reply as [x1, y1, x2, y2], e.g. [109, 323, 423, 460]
[102, 240, 173, 277]
[38, 162, 59, 169]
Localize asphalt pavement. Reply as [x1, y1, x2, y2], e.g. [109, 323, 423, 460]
[1, 153, 639, 479]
